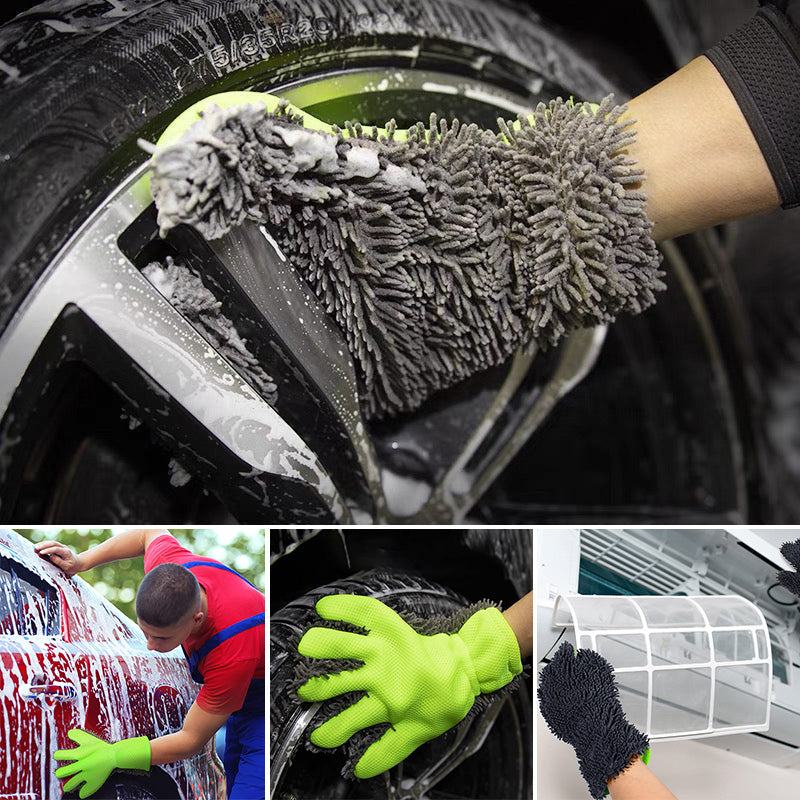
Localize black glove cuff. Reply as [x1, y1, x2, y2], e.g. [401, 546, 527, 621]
[705, 5, 800, 209]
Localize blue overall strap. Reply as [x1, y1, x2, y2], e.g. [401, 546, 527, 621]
[182, 560, 263, 682]
[186, 612, 266, 682]
[182, 560, 259, 590]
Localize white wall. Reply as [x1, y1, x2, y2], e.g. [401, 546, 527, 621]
[538, 714, 800, 800]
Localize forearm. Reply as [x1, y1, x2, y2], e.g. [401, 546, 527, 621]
[149, 702, 229, 765]
[607, 756, 678, 800]
[77, 529, 165, 571]
[149, 729, 208, 765]
[502, 591, 533, 660]
[621, 55, 780, 241]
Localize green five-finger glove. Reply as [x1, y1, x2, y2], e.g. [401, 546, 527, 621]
[296, 594, 523, 779]
[54, 729, 151, 799]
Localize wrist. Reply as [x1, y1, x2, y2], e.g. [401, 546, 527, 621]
[112, 736, 151, 771]
[607, 749, 651, 787]
[622, 55, 779, 241]
[457, 607, 523, 694]
[578, 727, 649, 799]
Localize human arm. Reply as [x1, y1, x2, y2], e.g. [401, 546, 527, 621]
[34, 528, 167, 577]
[149, 701, 229, 764]
[621, 0, 800, 242]
[502, 590, 533, 659]
[607, 755, 678, 800]
[621, 54, 780, 242]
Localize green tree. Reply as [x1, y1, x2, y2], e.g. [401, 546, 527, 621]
[16, 528, 265, 622]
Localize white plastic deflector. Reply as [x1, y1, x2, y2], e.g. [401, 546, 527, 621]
[552, 594, 772, 741]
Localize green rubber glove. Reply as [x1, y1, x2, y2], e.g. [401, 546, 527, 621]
[297, 594, 523, 779]
[54, 729, 151, 799]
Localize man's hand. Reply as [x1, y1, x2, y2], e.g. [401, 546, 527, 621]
[34, 530, 166, 576]
[54, 730, 151, 799]
[295, 594, 522, 779]
[34, 541, 83, 577]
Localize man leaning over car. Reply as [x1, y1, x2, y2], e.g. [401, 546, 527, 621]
[35, 529, 265, 800]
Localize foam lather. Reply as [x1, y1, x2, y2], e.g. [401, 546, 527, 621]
[294, 594, 523, 779]
[147, 96, 663, 419]
[538, 642, 650, 799]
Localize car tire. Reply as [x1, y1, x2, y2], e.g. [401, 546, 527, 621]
[270, 568, 533, 799]
[63, 770, 181, 800]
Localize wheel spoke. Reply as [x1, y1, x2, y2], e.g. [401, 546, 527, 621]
[384, 327, 606, 523]
[0, 167, 347, 521]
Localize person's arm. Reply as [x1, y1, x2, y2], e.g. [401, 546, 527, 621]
[607, 755, 678, 800]
[621, 54, 780, 242]
[34, 529, 167, 577]
[149, 701, 229, 764]
[502, 590, 533, 659]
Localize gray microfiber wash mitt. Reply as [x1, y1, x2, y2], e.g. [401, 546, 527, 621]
[538, 641, 650, 799]
[145, 95, 663, 419]
[777, 538, 800, 598]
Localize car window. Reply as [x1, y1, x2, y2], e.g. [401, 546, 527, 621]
[0, 556, 59, 636]
[66, 600, 139, 644]
[61, 579, 140, 644]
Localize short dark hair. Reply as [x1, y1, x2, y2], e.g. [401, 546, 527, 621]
[136, 563, 201, 627]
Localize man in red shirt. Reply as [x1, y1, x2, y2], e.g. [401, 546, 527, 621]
[35, 529, 265, 800]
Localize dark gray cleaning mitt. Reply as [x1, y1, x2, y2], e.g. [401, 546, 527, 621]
[147, 96, 663, 419]
[777, 538, 800, 597]
[538, 641, 649, 799]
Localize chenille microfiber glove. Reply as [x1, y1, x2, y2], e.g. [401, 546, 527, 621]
[54, 729, 151, 799]
[777, 538, 800, 597]
[538, 642, 649, 800]
[145, 92, 663, 420]
[296, 594, 523, 779]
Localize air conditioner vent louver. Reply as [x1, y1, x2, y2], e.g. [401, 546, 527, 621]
[583, 530, 697, 594]
[582, 530, 787, 632]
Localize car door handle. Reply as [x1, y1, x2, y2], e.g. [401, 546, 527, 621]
[21, 682, 78, 701]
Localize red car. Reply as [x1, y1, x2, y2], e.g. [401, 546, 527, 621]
[0, 529, 225, 800]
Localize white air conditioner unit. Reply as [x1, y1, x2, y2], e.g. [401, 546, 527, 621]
[537, 528, 800, 769]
